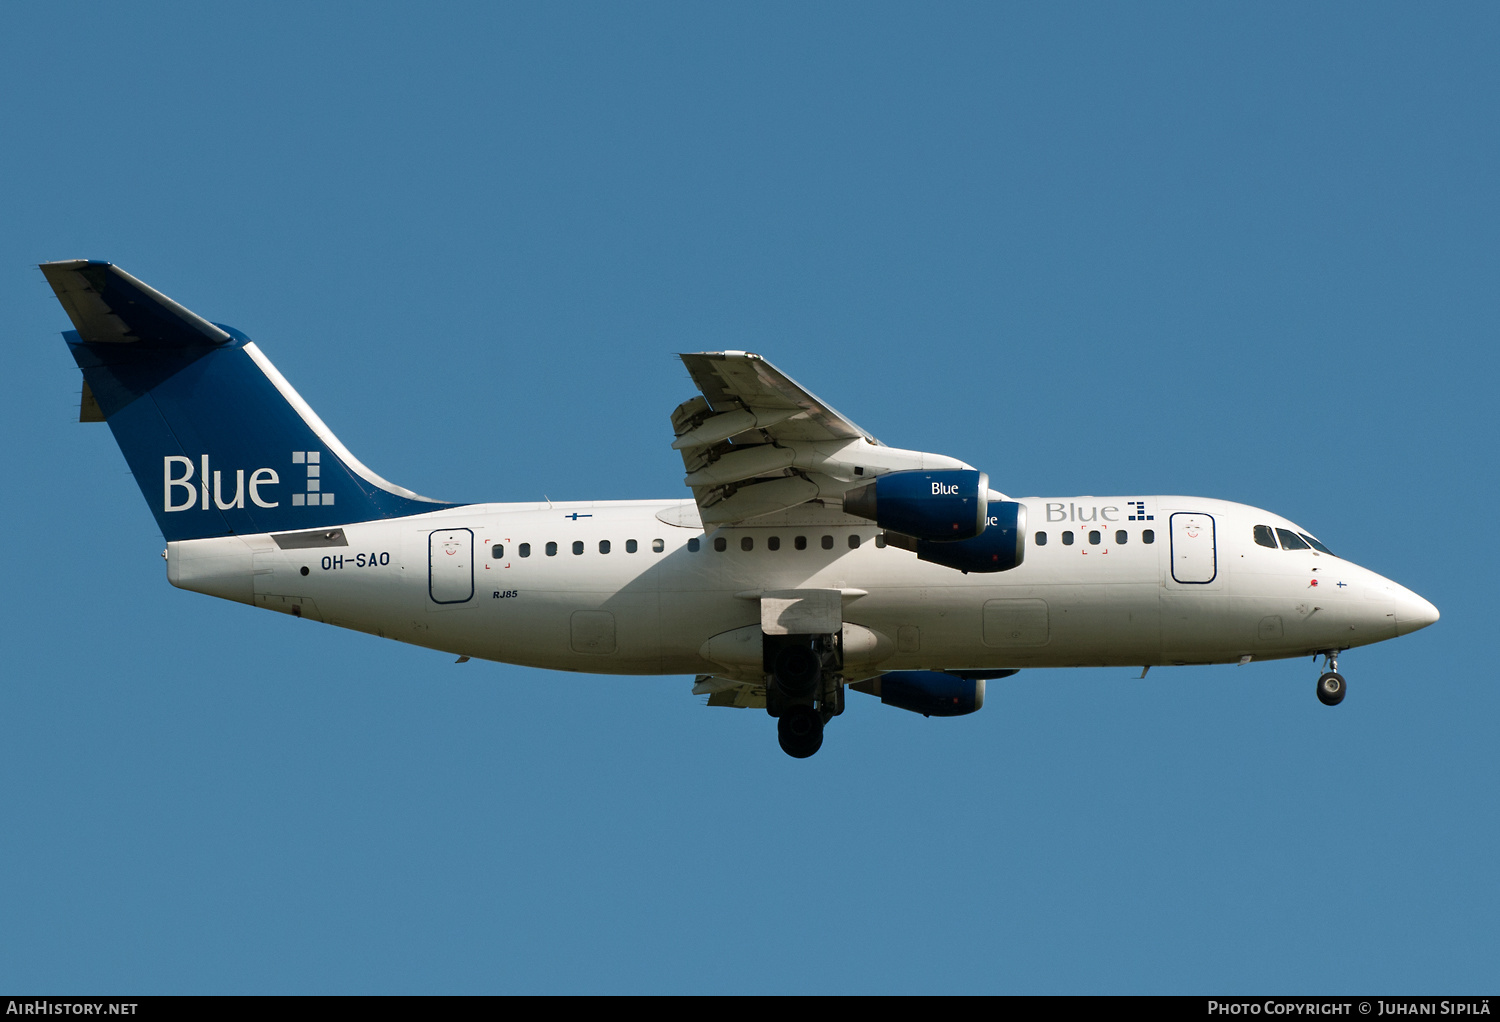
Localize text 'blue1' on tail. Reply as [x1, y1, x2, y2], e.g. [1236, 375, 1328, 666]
[41, 260, 462, 541]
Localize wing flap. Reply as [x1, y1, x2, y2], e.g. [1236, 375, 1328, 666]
[693, 675, 767, 709]
[698, 475, 819, 526]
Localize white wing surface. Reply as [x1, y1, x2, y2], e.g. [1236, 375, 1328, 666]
[671, 351, 972, 527]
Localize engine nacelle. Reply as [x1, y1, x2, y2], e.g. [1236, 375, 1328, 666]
[842, 469, 989, 541]
[884, 500, 1026, 573]
[849, 671, 987, 717]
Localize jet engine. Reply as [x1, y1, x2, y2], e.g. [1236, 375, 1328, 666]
[883, 500, 1026, 573]
[849, 671, 999, 717]
[842, 469, 989, 541]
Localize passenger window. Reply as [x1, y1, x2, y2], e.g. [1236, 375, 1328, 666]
[768, 536, 781, 551]
[625, 539, 637, 553]
[519, 543, 531, 558]
[821, 535, 834, 550]
[1035, 531, 1047, 546]
[874, 535, 886, 549]
[572, 541, 584, 555]
[795, 536, 807, 551]
[1116, 530, 1127, 545]
[546, 541, 557, 557]
[741, 536, 753, 551]
[848, 535, 861, 549]
[492, 544, 504, 559]
[687, 538, 700, 552]
[1089, 530, 1101, 545]
[714, 536, 727, 552]
[1299, 533, 1336, 556]
[1062, 531, 1074, 546]
[652, 538, 664, 553]
[599, 540, 610, 554]
[1142, 530, 1155, 544]
[1254, 525, 1278, 549]
[1276, 528, 1310, 551]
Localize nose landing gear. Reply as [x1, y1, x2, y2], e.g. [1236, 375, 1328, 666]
[1316, 651, 1346, 707]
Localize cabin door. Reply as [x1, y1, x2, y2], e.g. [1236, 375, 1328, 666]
[429, 529, 474, 604]
[1169, 512, 1217, 584]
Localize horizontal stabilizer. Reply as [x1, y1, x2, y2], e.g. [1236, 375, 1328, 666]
[79, 380, 104, 422]
[40, 260, 232, 348]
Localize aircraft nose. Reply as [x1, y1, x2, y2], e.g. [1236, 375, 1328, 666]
[1393, 586, 1440, 636]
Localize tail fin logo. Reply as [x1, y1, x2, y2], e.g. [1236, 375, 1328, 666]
[290, 450, 334, 507]
[161, 451, 333, 512]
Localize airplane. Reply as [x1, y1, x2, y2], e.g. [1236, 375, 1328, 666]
[41, 260, 1440, 758]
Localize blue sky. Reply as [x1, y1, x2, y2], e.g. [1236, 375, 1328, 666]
[2, 3, 1496, 993]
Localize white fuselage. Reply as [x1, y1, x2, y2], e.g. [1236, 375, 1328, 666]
[166, 494, 1434, 678]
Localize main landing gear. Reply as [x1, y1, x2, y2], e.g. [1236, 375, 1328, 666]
[766, 634, 842, 759]
[1316, 651, 1346, 707]
[777, 706, 823, 759]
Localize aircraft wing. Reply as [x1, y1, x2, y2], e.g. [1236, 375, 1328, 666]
[677, 351, 878, 446]
[671, 351, 973, 527]
[692, 674, 767, 709]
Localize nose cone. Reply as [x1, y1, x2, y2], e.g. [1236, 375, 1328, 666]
[1394, 587, 1440, 636]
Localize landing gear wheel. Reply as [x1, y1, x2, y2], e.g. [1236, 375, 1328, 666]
[777, 706, 824, 758]
[772, 645, 822, 700]
[1316, 671, 1346, 706]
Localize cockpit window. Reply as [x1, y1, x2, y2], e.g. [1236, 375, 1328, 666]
[1275, 528, 1310, 551]
[1253, 525, 1278, 549]
[1299, 532, 1336, 556]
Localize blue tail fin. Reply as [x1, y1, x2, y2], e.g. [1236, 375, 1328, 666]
[42, 260, 461, 541]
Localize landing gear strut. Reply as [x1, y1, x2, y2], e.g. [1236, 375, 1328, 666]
[1316, 651, 1346, 707]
